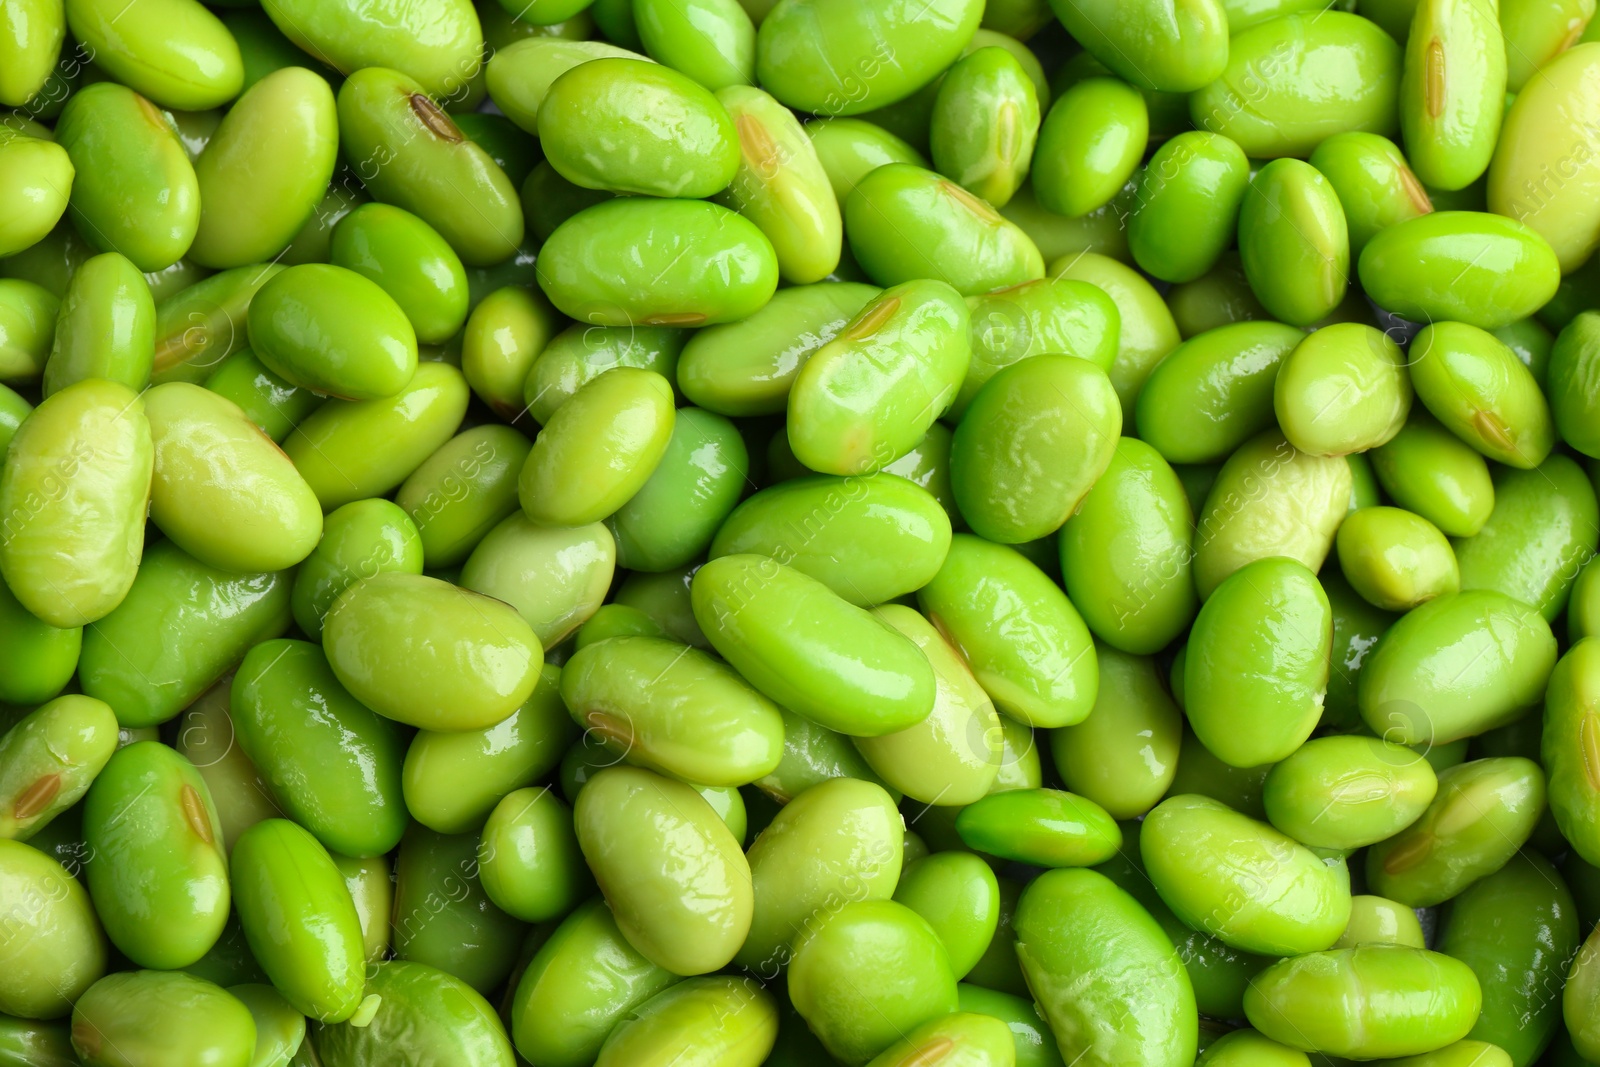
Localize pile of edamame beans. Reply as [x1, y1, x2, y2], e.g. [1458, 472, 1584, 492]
[2, 0, 1600, 1063]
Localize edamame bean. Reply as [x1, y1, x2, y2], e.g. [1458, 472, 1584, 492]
[595, 976, 778, 1067]
[1013, 867, 1197, 1067]
[1454, 456, 1599, 620]
[1309, 131, 1435, 255]
[1050, 251, 1180, 409]
[1238, 158, 1351, 328]
[1336, 894, 1427, 949]
[693, 553, 936, 735]
[390, 823, 526, 995]
[1542, 639, 1600, 865]
[477, 786, 591, 923]
[82, 741, 229, 970]
[1367, 756, 1547, 906]
[1135, 321, 1304, 464]
[1129, 131, 1251, 283]
[1336, 504, 1461, 611]
[561, 635, 784, 786]
[1185, 557, 1332, 768]
[1032, 78, 1147, 220]
[459, 512, 615, 647]
[1245, 946, 1482, 1059]
[0, 575, 79, 708]
[787, 898, 959, 1065]
[1144, 793, 1352, 956]
[845, 164, 1045, 296]
[0, 837, 105, 1020]
[539, 198, 777, 326]
[1359, 589, 1556, 745]
[315, 960, 516, 1067]
[190, 67, 338, 269]
[1437, 850, 1580, 1065]
[42, 252, 155, 397]
[262, 0, 482, 102]
[930, 47, 1040, 209]
[956, 788, 1122, 867]
[854, 604, 1003, 805]
[1192, 430, 1352, 598]
[248, 263, 418, 402]
[329, 203, 470, 346]
[64, 0, 243, 110]
[575, 765, 752, 976]
[337, 67, 523, 267]
[540, 59, 738, 198]
[1488, 43, 1600, 272]
[919, 534, 1098, 728]
[284, 361, 470, 510]
[755, 0, 983, 115]
[70, 971, 254, 1067]
[717, 84, 843, 283]
[394, 425, 531, 571]
[230, 818, 366, 1023]
[1048, 0, 1228, 93]
[952, 353, 1120, 545]
[54, 84, 199, 273]
[1275, 323, 1411, 455]
[1050, 645, 1181, 818]
[0, 695, 117, 842]
[323, 571, 542, 731]
[607, 407, 748, 572]
[1370, 409, 1496, 536]
[1263, 734, 1439, 849]
[1362, 213, 1562, 330]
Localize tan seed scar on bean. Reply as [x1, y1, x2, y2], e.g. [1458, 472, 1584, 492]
[1582, 711, 1600, 793]
[844, 297, 900, 342]
[1425, 37, 1446, 120]
[409, 94, 462, 142]
[13, 774, 61, 820]
[181, 783, 213, 845]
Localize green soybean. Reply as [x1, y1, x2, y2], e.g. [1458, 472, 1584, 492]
[1361, 212, 1561, 330]
[1309, 131, 1435, 256]
[1144, 793, 1351, 956]
[1129, 131, 1251, 284]
[261, 0, 483, 101]
[537, 197, 777, 326]
[330, 203, 470, 346]
[1336, 504, 1461, 611]
[1192, 429, 1352, 598]
[1013, 867, 1197, 1067]
[64, 0, 243, 110]
[692, 553, 937, 736]
[284, 361, 470, 510]
[575, 765, 752, 976]
[919, 534, 1098, 728]
[337, 67, 523, 266]
[1245, 946, 1482, 1059]
[716, 84, 843, 284]
[1191, 12, 1402, 157]
[190, 67, 339, 269]
[1263, 734, 1439, 850]
[230, 818, 366, 1023]
[845, 163, 1044, 296]
[459, 513, 616, 647]
[70, 971, 255, 1067]
[0, 694, 118, 842]
[1238, 158, 1351, 328]
[82, 741, 229, 969]
[477, 786, 591, 923]
[930, 47, 1041, 209]
[1367, 756, 1548, 906]
[42, 251, 155, 397]
[1048, 0, 1228, 93]
[1454, 456, 1599, 620]
[1370, 408, 1496, 536]
[315, 960, 515, 1067]
[754, 0, 983, 115]
[952, 353, 1120, 545]
[54, 83, 200, 272]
